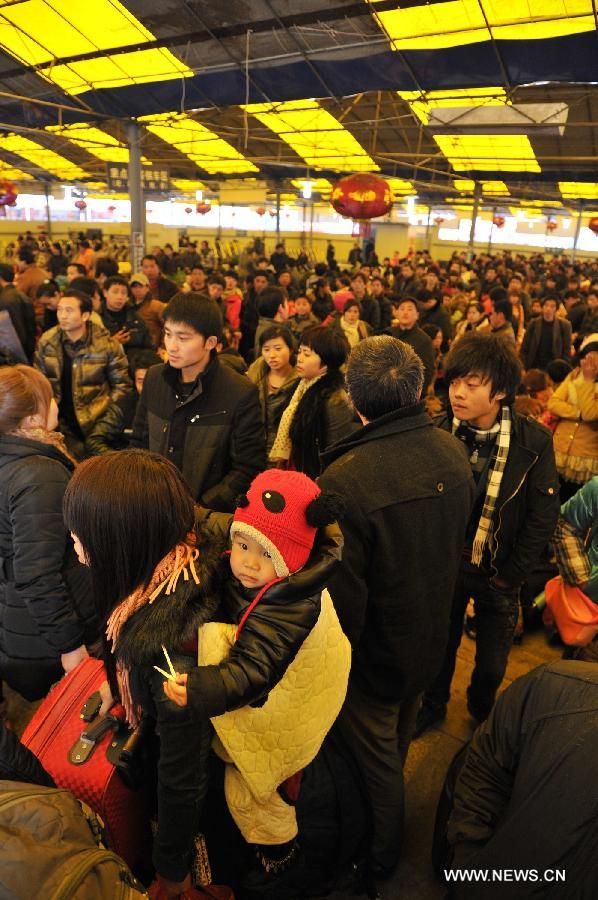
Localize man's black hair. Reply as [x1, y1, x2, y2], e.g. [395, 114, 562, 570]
[492, 298, 512, 320]
[546, 358, 572, 384]
[541, 294, 559, 306]
[0, 263, 15, 283]
[489, 286, 508, 303]
[394, 295, 418, 310]
[258, 287, 286, 319]
[223, 269, 238, 281]
[133, 349, 162, 371]
[62, 289, 93, 314]
[563, 289, 581, 300]
[103, 275, 129, 292]
[299, 325, 349, 371]
[95, 257, 119, 279]
[70, 276, 100, 298]
[163, 292, 222, 341]
[416, 288, 438, 305]
[190, 263, 205, 273]
[346, 335, 424, 420]
[68, 262, 87, 276]
[207, 274, 225, 288]
[36, 280, 60, 299]
[444, 332, 522, 403]
[18, 248, 35, 265]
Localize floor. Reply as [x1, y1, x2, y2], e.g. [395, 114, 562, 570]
[4, 624, 560, 900]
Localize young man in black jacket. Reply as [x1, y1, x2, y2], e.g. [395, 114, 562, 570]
[131, 293, 265, 512]
[415, 332, 560, 737]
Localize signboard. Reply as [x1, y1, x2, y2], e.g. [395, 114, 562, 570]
[131, 231, 145, 274]
[107, 165, 170, 193]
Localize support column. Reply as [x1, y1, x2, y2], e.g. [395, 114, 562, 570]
[468, 182, 482, 262]
[275, 186, 281, 243]
[572, 203, 584, 261]
[126, 121, 145, 272]
[44, 182, 52, 239]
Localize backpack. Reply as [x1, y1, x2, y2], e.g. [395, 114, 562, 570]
[0, 780, 147, 899]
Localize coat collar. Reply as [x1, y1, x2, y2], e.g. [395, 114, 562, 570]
[321, 401, 430, 468]
[162, 351, 219, 403]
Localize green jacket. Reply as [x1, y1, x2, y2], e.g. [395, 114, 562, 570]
[34, 322, 132, 453]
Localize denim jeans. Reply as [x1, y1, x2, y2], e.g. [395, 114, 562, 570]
[424, 569, 520, 721]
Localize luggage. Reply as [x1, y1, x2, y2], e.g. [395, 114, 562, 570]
[0, 780, 147, 899]
[21, 656, 152, 875]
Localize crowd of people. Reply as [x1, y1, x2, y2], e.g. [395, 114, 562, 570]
[0, 231, 597, 898]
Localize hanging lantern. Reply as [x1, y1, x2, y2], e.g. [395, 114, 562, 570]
[74, 199, 87, 211]
[492, 214, 505, 229]
[330, 173, 393, 220]
[434, 216, 445, 226]
[107, 205, 117, 213]
[588, 217, 598, 235]
[196, 201, 211, 215]
[0, 181, 17, 207]
[269, 209, 277, 217]
[256, 207, 266, 217]
[184, 206, 193, 214]
[546, 219, 558, 232]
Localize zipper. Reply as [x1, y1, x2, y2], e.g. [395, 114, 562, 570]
[489, 462, 535, 576]
[189, 409, 227, 423]
[54, 848, 134, 900]
[25, 662, 101, 759]
[0, 788, 69, 813]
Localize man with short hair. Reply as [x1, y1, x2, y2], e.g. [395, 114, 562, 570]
[186, 264, 207, 294]
[253, 287, 289, 354]
[415, 333, 559, 738]
[0, 262, 36, 360]
[319, 336, 474, 880]
[35, 289, 132, 458]
[15, 247, 47, 323]
[489, 297, 516, 346]
[563, 288, 587, 335]
[141, 254, 178, 302]
[240, 271, 269, 362]
[387, 297, 435, 391]
[129, 272, 165, 348]
[131, 293, 265, 511]
[520, 295, 572, 369]
[351, 272, 380, 331]
[99, 275, 153, 374]
[66, 262, 86, 283]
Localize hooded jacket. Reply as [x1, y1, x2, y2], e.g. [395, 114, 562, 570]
[185, 521, 343, 720]
[131, 354, 265, 511]
[319, 404, 474, 701]
[0, 434, 96, 700]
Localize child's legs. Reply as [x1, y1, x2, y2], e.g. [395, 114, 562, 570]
[224, 764, 298, 845]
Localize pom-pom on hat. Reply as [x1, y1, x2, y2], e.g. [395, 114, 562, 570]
[231, 469, 343, 577]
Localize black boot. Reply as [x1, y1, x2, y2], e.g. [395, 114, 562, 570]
[412, 701, 447, 739]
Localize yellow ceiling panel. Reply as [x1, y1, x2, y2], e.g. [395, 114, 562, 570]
[0, 0, 192, 95]
[376, 1, 594, 51]
[433, 134, 541, 172]
[291, 178, 332, 193]
[243, 100, 379, 172]
[453, 179, 510, 194]
[0, 162, 34, 181]
[2, 134, 91, 180]
[46, 123, 150, 164]
[398, 88, 507, 125]
[171, 178, 207, 193]
[387, 177, 414, 194]
[140, 113, 258, 176]
[559, 182, 598, 199]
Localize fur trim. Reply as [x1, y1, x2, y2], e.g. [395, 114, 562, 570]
[230, 521, 290, 578]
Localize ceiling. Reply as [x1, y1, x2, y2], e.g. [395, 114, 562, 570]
[0, 1, 598, 211]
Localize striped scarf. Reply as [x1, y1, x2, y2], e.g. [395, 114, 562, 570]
[269, 373, 324, 463]
[453, 405, 511, 566]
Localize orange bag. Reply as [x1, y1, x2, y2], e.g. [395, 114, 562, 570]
[543, 575, 598, 646]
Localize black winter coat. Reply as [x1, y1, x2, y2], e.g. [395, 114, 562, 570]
[114, 544, 221, 883]
[0, 435, 96, 700]
[448, 661, 598, 898]
[288, 370, 357, 479]
[131, 355, 266, 511]
[186, 522, 343, 720]
[436, 408, 560, 586]
[319, 404, 474, 701]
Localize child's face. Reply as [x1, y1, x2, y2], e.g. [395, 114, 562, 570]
[294, 296, 310, 316]
[230, 532, 277, 588]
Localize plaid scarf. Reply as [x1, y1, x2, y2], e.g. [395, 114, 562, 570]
[453, 405, 511, 566]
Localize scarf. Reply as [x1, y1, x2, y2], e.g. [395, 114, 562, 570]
[10, 425, 77, 467]
[339, 316, 360, 348]
[269, 373, 324, 463]
[106, 537, 200, 725]
[452, 405, 511, 566]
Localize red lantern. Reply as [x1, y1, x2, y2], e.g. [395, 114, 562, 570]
[196, 202, 211, 215]
[256, 207, 266, 217]
[492, 215, 505, 229]
[434, 216, 445, 226]
[107, 205, 117, 213]
[184, 206, 193, 214]
[588, 217, 598, 234]
[74, 199, 87, 211]
[0, 181, 17, 207]
[546, 220, 558, 232]
[330, 173, 393, 220]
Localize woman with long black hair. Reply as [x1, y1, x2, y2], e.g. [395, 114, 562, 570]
[63, 450, 220, 899]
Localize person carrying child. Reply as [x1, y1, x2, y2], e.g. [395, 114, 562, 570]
[164, 469, 351, 897]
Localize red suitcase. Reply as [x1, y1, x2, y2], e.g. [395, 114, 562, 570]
[22, 656, 153, 873]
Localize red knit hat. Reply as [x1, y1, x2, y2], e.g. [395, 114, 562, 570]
[231, 469, 342, 577]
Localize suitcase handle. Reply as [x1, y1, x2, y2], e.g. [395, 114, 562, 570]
[68, 714, 124, 766]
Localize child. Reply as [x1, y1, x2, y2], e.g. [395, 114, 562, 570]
[287, 294, 319, 342]
[164, 469, 350, 892]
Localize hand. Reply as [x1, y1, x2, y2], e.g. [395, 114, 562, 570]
[99, 679, 114, 716]
[580, 351, 598, 381]
[61, 644, 89, 674]
[163, 673, 188, 707]
[113, 329, 131, 344]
